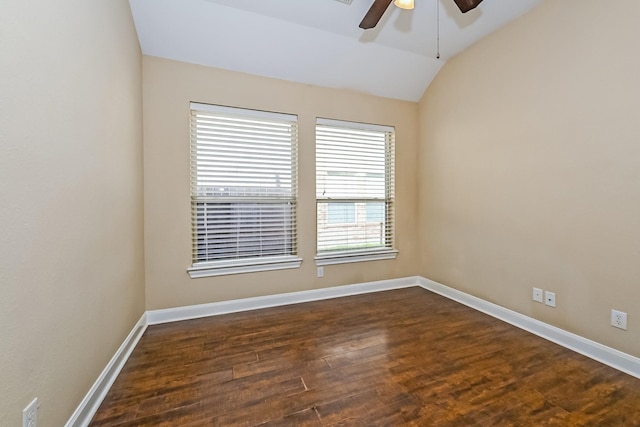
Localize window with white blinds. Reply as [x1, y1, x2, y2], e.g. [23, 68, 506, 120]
[188, 103, 301, 278]
[315, 118, 397, 265]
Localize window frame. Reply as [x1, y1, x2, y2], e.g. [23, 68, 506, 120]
[314, 118, 398, 266]
[187, 103, 301, 278]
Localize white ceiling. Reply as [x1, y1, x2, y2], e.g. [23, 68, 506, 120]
[129, 0, 541, 102]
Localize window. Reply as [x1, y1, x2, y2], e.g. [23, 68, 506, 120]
[315, 118, 397, 265]
[188, 103, 301, 278]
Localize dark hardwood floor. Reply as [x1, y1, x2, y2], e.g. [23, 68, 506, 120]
[89, 287, 640, 426]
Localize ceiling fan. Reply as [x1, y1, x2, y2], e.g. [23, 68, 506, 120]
[359, 0, 483, 29]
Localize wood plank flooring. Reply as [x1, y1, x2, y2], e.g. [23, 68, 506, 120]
[89, 287, 640, 426]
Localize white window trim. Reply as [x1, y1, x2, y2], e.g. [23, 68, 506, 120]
[188, 255, 302, 279]
[314, 249, 398, 266]
[191, 102, 297, 122]
[316, 117, 394, 133]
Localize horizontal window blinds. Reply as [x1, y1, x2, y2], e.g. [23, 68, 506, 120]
[191, 103, 298, 264]
[316, 119, 395, 254]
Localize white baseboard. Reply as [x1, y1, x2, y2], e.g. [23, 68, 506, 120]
[147, 276, 421, 325]
[65, 313, 148, 427]
[417, 277, 640, 379]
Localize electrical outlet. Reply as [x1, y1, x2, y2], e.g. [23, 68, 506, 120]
[22, 398, 38, 427]
[611, 309, 627, 330]
[544, 291, 556, 308]
[532, 287, 543, 303]
[317, 267, 324, 278]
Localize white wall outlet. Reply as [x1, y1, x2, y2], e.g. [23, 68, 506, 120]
[611, 309, 628, 330]
[533, 287, 543, 303]
[544, 291, 556, 307]
[317, 267, 324, 278]
[22, 398, 38, 427]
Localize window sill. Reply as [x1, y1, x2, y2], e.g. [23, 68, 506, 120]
[188, 256, 302, 278]
[314, 249, 398, 266]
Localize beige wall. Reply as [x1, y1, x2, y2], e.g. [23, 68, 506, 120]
[142, 56, 420, 310]
[419, 0, 640, 357]
[0, 1, 144, 425]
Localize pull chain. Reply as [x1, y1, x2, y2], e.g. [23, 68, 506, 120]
[436, 0, 441, 59]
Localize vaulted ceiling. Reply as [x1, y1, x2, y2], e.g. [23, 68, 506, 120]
[129, 0, 541, 101]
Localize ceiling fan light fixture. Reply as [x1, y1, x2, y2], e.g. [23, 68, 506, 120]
[393, 0, 414, 10]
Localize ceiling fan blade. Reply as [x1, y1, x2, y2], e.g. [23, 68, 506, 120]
[452, 0, 484, 13]
[359, 0, 393, 29]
